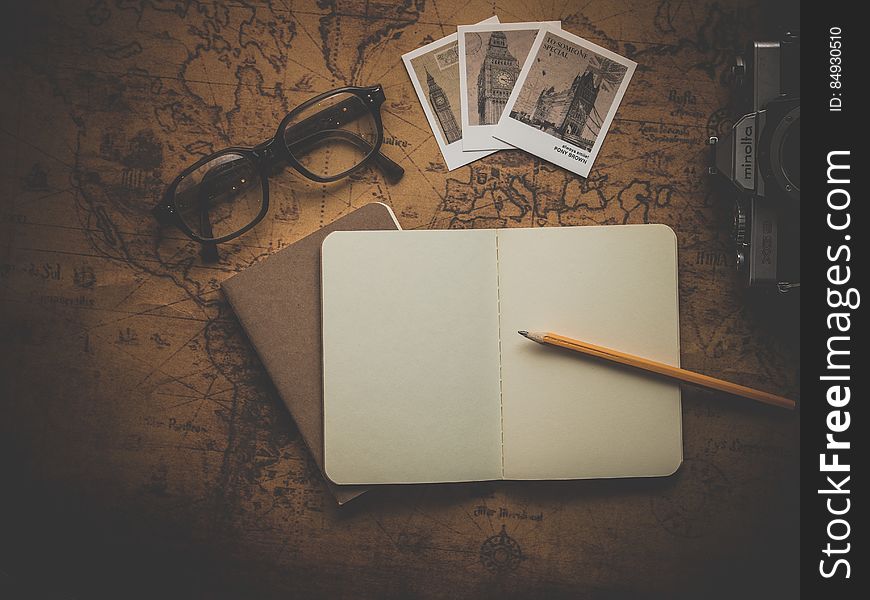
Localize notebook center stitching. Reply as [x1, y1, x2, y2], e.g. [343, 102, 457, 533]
[495, 230, 505, 478]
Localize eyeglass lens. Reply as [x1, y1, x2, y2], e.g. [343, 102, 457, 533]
[173, 152, 263, 241]
[283, 92, 377, 179]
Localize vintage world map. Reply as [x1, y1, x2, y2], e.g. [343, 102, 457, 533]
[1, 1, 799, 597]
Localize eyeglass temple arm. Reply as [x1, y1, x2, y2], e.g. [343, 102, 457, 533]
[286, 129, 404, 183]
[283, 96, 404, 183]
[370, 142, 405, 184]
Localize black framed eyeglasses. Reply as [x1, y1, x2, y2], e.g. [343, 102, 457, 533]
[152, 84, 404, 258]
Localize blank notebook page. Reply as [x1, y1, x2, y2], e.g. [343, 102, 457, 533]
[497, 225, 682, 479]
[321, 229, 503, 484]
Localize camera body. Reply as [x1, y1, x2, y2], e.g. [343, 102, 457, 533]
[709, 34, 800, 292]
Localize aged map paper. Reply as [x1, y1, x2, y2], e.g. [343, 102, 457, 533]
[1, 1, 799, 597]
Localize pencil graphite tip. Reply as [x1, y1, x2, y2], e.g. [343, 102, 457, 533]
[518, 331, 546, 343]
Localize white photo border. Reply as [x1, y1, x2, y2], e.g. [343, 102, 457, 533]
[401, 16, 499, 171]
[457, 21, 561, 152]
[492, 25, 637, 177]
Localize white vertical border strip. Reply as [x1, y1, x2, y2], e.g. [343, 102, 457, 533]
[457, 21, 561, 152]
[492, 25, 637, 178]
[401, 16, 499, 171]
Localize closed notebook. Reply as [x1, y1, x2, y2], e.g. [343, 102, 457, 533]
[321, 225, 682, 485]
[222, 202, 401, 504]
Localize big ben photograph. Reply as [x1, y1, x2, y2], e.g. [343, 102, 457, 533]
[474, 30, 522, 125]
[458, 22, 557, 151]
[407, 38, 466, 148]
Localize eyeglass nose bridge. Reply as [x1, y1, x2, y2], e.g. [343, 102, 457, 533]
[251, 138, 287, 174]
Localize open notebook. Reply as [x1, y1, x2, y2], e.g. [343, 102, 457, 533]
[321, 225, 682, 485]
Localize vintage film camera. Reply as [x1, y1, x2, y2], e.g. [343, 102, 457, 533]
[709, 34, 800, 293]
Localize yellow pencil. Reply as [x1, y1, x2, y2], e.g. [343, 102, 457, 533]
[518, 331, 795, 410]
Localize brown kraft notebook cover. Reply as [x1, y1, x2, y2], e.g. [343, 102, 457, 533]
[221, 202, 401, 504]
